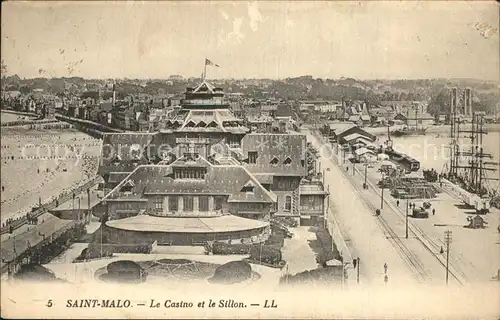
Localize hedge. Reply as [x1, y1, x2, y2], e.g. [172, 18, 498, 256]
[208, 260, 252, 284]
[14, 264, 66, 283]
[315, 228, 341, 265]
[104, 260, 147, 283]
[74, 243, 152, 262]
[212, 242, 251, 255]
[264, 234, 285, 248]
[249, 245, 282, 266]
[280, 267, 344, 285]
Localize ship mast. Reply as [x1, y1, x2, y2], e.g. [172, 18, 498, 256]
[448, 87, 499, 196]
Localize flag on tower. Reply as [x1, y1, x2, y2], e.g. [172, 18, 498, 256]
[205, 58, 220, 67]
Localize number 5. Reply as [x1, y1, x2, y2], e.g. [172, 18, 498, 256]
[46, 300, 53, 307]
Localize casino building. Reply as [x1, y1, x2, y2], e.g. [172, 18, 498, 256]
[96, 79, 328, 246]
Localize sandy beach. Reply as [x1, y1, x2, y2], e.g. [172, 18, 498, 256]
[1, 129, 102, 223]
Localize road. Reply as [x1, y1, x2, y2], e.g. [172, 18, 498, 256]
[305, 128, 419, 288]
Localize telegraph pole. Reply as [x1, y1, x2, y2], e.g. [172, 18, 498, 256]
[444, 230, 452, 285]
[87, 188, 91, 224]
[380, 187, 384, 209]
[363, 162, 368, 189]
[380, 172, 385, 209]
[356, 257, 360, 284]
[405, 198, 409, 239]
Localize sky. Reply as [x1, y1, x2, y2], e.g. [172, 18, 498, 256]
[1, 1, 499, 80]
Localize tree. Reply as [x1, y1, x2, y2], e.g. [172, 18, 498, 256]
[427, 89, 450, 117]
[473, 92, 499, 115]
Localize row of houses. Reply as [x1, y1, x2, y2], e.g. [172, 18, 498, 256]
[1, 90, 59, 119]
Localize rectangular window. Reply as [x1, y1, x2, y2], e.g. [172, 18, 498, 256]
[199, 196, 209, 212]
[168, 196, 178, 211]
[173, 167, 207, 180]
[248, 151, 258, 164]
[183, 196, 194, 212]
[154, 196, 163, 210]
[285, 196, 292, 211]
[214, 196, 224, 210]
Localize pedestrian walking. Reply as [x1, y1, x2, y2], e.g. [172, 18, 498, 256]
[384, 263, 388, 274]
[396, 200, 400, 207]
[432, 208, 435, 215]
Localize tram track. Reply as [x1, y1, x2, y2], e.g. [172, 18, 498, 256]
[350, 154, 469, 286]
[309, 131, 431, 283]
[310, 130, 468, 285]
[346, 169, 432, 283]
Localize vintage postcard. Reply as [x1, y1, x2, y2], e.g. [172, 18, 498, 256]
[1, 1, 499, 319]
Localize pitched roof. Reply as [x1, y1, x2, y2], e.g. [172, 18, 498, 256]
[178, 109, 249, 133]
[241, 133, 307, 176]
[103, 159, 277, 203]
[192, 81, 216, 94]
[354, 147, 375, 156]
[343, 133, 376, 143]
[348, 115, 360, 122]
[98, 132, 157, 176]
[328, 123, 356, 131]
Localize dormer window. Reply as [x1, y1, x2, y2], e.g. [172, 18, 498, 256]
[241, 181, 255, 193]
[284, 157, 292, 165]
[270, 157, 279, 165]
[185, 120, 196, 127]
[129, 144, 142, 161]
[112, 154, 122, 165]
[120, 180, 135, 193]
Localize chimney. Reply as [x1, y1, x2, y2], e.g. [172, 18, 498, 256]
[465, 88, 472, 116]
[342, 97, 346, 120]
[450, 87, 458, 115]
[112, 84, 116, 107]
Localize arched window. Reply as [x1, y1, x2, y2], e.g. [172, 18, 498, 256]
[284, 195, 292, 211]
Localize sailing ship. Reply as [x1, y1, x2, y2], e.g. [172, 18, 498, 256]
[391, 126, 427, 137]
[391, 106, 427, 137]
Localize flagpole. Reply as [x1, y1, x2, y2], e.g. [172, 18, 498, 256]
[203, 58, 207, 80]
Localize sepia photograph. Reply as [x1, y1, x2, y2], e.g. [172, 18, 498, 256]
[1, 1, 499, 319]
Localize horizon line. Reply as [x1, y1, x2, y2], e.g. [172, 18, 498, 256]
[2, 75, 499, 83]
